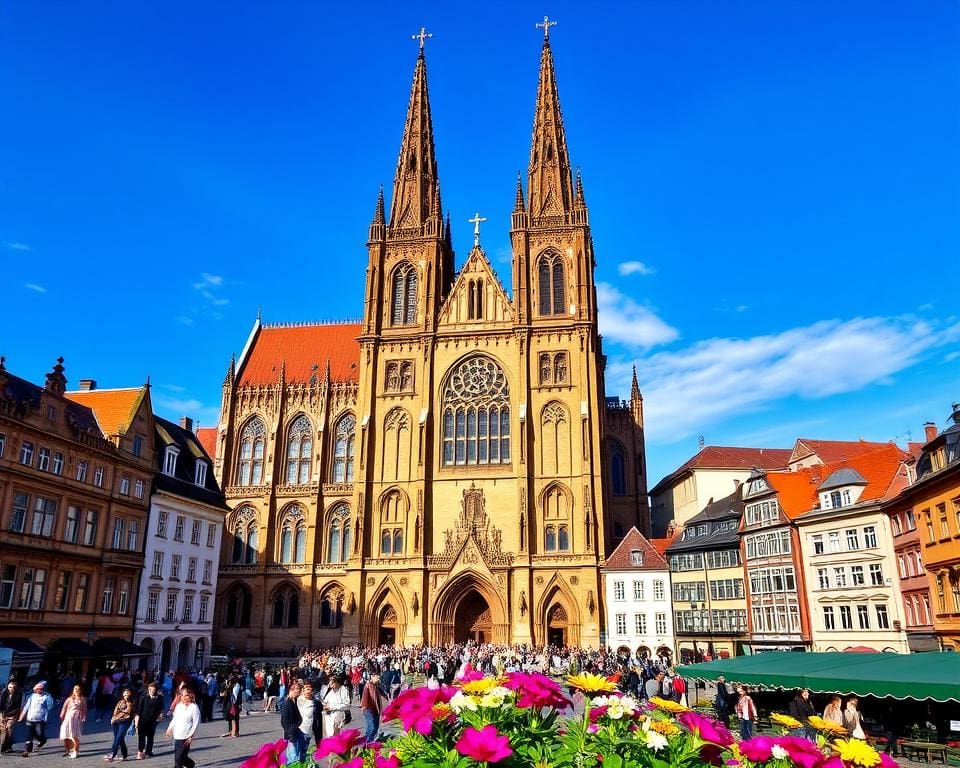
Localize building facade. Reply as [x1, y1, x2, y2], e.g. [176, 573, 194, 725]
[666, 490, 748, 662]
[211, 37, 647, 653]
[0, 361, 149, 673]
[602, 528, 673, 660]
[133, 417, 227, 672]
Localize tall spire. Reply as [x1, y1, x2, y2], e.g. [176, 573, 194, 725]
[368, 185, 386, 242]
[527, 35, 574, 222]
[388, 40, 440, 234]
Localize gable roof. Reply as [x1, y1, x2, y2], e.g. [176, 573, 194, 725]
[438, 245, 514, 325]
[789, 438, 894, 468]
[195, 427, 218, 461]
[65, 386, 147, 437]
[603, 527, 668, 571]
[667, 488, 744, 552]
[237, 322, 361, 386]
[153, 416, 228, 509]
[649, 445, 792, 496]
[1, 370, 101, 435]
[818, 467, 867, 491]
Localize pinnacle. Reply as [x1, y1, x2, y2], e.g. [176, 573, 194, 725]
[514, 173, 525, 211]
[372, 185, 385, 225]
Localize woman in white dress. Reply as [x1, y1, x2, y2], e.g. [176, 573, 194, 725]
[320, 677, 351, 738]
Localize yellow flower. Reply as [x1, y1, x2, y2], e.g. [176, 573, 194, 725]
[650, 719, 681, 736]
[461, 677, 504, 695]
[649, 696, 690, 713]
[809, 716, 849, 736]
[565, 672, 618, 694]
[771, 713, 803, 729]
[833, 739, 882, 767]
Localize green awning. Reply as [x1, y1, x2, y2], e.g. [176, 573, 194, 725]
[676, 651, 960, 703]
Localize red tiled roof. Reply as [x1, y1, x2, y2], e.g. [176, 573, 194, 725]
[65, 387, 146, 437]
[604, 527, 669, 570]
[650, 446, 792, 495]
[649, 537, 672, 556]
[238, 323, 361, 386]
[790, 438, 894, 466]
[196, 427, 218, 461]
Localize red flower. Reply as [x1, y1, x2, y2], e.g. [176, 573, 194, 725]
[779, 736, 827, 768]
[700, 744, 724, 766]
[457, 664, 484, 682]
[679, 711, 735, 747]
[382, 686, 456, 735]
[454, 724, 513, 764]
[241, 739, 287, 768]
[738, 735, 777, 762]
[313, 729, 363, 760]
[589, 705, 609, 722]
[503, 671, 570, 710]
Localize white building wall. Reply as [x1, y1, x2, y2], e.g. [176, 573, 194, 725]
[134, 491, 223, 672]
[603, 569, 675, 659]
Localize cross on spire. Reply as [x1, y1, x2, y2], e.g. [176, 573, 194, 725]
[468, 212, 487, 246]
[412, 26, 433, 50]
[535, 15, 557, 40]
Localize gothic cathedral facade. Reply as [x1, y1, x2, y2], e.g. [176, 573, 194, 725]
[211, 36, 648, 653]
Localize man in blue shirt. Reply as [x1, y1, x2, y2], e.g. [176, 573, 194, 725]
[19, 681, 54, 755]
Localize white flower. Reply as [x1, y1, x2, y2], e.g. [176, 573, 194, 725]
[478, 687, 513, 709]
[591, 696, 610, 707]
[449, 691, 478, 713]
[645, 730, 669, 752]
[772, 745, 789, 760]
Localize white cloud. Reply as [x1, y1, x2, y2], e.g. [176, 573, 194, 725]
[193, 273, 224, 290]
[596, 282, 679, 350]
[617, 260, 656, 277]
[187, 272, 230, 318]
[24, 283, 46, 293]
[610, 316, 960, 444]
[4, 241, 31, 251]
[944, 351, 960, 363]
[153, 393, 220, 427]
[176, 315, 194, 325]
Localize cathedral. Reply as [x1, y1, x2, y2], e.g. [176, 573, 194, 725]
[209, 30, 649, 653]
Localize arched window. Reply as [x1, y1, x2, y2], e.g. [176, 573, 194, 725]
[393, 529, 403, 556]
[538, 251, 565, 316]
[545, 526, 557, 551]
[610, 439, 627, 496]
[285, 416, 312, 485]
[558, 525, 570, 551]
[381, 529, 392, 556]
[278, 505, 306, 564]
[230, 507, 258, 565]
[270, 585, 300, 628]
[332, 414, 356, 483]
[326, 504, 351, 564]
[391, 262, 418, 325]
[319, 587, 344, 629]
[542, 484, 572, 553]
[441, 356, 510, 466]
[236, 418, 266, 486]
[224, 584, 252, 628]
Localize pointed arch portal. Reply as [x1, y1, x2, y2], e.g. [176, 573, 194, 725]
[454, 590, 491, 644]
[430, 572, 507, 644]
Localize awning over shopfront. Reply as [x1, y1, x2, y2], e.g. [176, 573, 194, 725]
[0, 638, 46, 664]
[676, 651, 960, 703]
[47, 638, 96, 658]
[92, 638, 153, 658]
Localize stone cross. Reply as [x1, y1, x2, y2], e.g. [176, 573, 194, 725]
[536, 15, 557, 40]
[412, 27, 433, 50]
[468, 212, 487, 246]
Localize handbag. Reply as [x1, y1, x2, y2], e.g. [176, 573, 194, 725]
[343, 710, 352, 724]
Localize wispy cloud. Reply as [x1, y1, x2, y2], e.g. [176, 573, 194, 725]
[162, 383, 187, 393]
[4, 241, 31, 251]
[609, 316, 960, 444]
[183, 272, 231, 320]
[153, 393, 220, 427]
[24, 283, 46, 293]
[596, 282, 679, 350]
[944, 351, 959, 363]
[617, 260, 656, 277]
[176, 315, 194, 325]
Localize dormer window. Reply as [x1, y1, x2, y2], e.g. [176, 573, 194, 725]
[746, 476, 769, 495]
[195, 460, 208, 487]
[163, 446, 180, 477]
[630, 549, 643, 566]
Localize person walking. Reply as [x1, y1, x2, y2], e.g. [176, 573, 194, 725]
[714, 676, 731, 725]
[136, 682, 164, 759]
[823, 695, 843, 726]
[843, 697, 866, 740]
[221, 677, 241, 738]
[59, 685, 87, 758]
[0, 680, 23, 754]
[165, 689, 200, 768]
[280, 682, 304, 764]
[360, 671, 384, 744]
[19, 681, 54, 756]
[320, 677, 350, 739]
[104, 688, 136, 762]
[297, 683, 319, 758]
[735, 685, 757, 741]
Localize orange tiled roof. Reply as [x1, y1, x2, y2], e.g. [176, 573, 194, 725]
[65, 387, 145, 437]
[790, 438, 894, 466]
[238, 323, 361, 386]
[196, 427, 218, 461]
[604, 527, 669, 570]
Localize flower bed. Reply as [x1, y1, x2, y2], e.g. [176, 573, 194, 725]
[241, 671, 901, 768]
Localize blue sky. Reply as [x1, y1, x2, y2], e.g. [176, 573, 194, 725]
[1, 1, 958, 487]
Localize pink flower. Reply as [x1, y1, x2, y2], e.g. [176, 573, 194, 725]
[589, 705, 609, 722]
[503, 672, 570, 710]
[375, 755, 401, 768]
[457, 664, 484, 682]
[679, 711, 735, 747]
[339, 758, 364, 768]
[241, 739, 287, 768]
[382, 686, 456, 735]
[822, 757, 845, 768]
[778, 736, 826, 768]
[738, 735, 778, 762]
[313, 729, 363, 760]
[879, 754, 899, 768]
[587, 724, 599, 734]
[455, 724, 513, 763]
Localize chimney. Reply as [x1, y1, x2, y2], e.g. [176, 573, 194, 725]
[924, 422, 938, 442]
[179, 416, 194, 432]
[78, 379, 96, 391]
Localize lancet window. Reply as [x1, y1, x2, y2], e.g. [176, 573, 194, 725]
[230, 507, 258, 565]
[441, 356, 511, 467]
[391, 262, 419, 325]
[278, 504, 307, 564]
[331, 414, 356, 483]
[285, 415, 312, 485]
[326, 503, 352, 564]
[236, 417, 266, 486]
[538, 251, 566, 316]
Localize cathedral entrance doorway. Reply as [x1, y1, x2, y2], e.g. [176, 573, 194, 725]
[453, 590, 491, 644]
[547, 603, 568, 646]
[378, 604, 398, 646]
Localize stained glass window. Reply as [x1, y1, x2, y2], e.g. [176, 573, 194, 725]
[285, 415, 312, 484]
[236, 417, 266, 486]
[441, 357, 510, 466]
[538, 252, 566, 316]
[332, 415, 356, 483]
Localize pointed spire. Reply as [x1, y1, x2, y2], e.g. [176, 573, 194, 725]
[388, 41, 440, 234]
[575, 168, 585, 205]
[372, 185, 385, 224]
[368, 185, 386, 242]
[514, 173, 525, 212]
[527, 35, 574, 223]
[631, 366, 641, 402]
[224, 354, 236, 387]
[444, 213, 453, 251]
